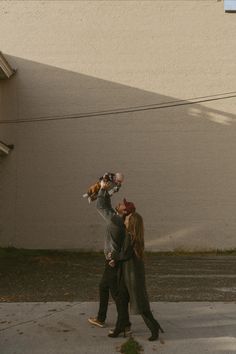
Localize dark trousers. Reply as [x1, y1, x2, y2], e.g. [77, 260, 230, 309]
[114, 270, 131, 329]
[115, 272, 159, 333]
[97, 261, 124, 323]
[141, 310, 160, 334]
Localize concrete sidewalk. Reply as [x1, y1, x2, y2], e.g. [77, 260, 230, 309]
[1, 302, 236, 354]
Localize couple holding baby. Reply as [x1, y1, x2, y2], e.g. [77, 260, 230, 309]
[88, 179, 163, 341]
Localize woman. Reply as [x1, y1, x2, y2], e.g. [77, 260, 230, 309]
[108, 212, 164, 341]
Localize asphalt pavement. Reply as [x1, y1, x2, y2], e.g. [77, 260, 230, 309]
[1, 253, 236, 353]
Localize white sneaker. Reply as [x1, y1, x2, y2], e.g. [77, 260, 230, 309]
[88, 317, 105, 328]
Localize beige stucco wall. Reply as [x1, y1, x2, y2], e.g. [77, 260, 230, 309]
[0, 0, 236, 251]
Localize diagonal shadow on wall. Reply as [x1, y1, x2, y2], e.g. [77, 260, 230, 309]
[0, 55, 236, 251]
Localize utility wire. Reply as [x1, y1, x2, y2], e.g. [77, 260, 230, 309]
[0, 91, 235, 125]
[8, 90, 236, 121]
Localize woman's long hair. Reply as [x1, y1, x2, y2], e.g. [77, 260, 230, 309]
[126, 212, 145, 259]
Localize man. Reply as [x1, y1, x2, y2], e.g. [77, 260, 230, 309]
[88, 179, 135, 328]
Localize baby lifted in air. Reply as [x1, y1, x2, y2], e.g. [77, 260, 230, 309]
[83, 172, 124, 204]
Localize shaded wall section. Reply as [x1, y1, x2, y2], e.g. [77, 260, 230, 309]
[0, 56, 236, 250]
[0, 72, 18, 246]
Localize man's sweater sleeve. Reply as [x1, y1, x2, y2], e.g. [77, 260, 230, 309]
[96, 188, 115, 223]
[108, 229, 121, 261]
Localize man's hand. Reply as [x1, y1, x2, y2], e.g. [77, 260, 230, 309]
[100, 180, 109, 190]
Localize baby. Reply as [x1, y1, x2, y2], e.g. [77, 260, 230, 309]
[83, 172, 124, 203]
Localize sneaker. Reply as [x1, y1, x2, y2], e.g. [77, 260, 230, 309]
[88, 317, 105, 328]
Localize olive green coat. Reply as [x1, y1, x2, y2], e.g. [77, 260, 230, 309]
[120, 232, 151, 315]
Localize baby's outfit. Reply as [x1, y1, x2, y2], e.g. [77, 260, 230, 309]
[83, 172, 123, 203]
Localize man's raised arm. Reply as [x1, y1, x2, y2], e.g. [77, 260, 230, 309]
[96, 180, 115, 223]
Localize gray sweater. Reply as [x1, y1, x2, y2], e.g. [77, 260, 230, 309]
[96, 188, 126, 260]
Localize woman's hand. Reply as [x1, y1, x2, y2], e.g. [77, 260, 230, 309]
[109, 260, 116, 268]
[124, 213, 132, 229]
[107, 252, 115, 266]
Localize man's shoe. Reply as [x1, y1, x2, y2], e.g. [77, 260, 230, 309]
[88, 317, 105, 328]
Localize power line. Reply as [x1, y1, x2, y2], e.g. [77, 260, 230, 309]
[10, 90, 236, 121]
[0, 91, 236, 125]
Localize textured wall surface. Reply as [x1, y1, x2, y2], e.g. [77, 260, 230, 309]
[0, 0, 236, 250]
